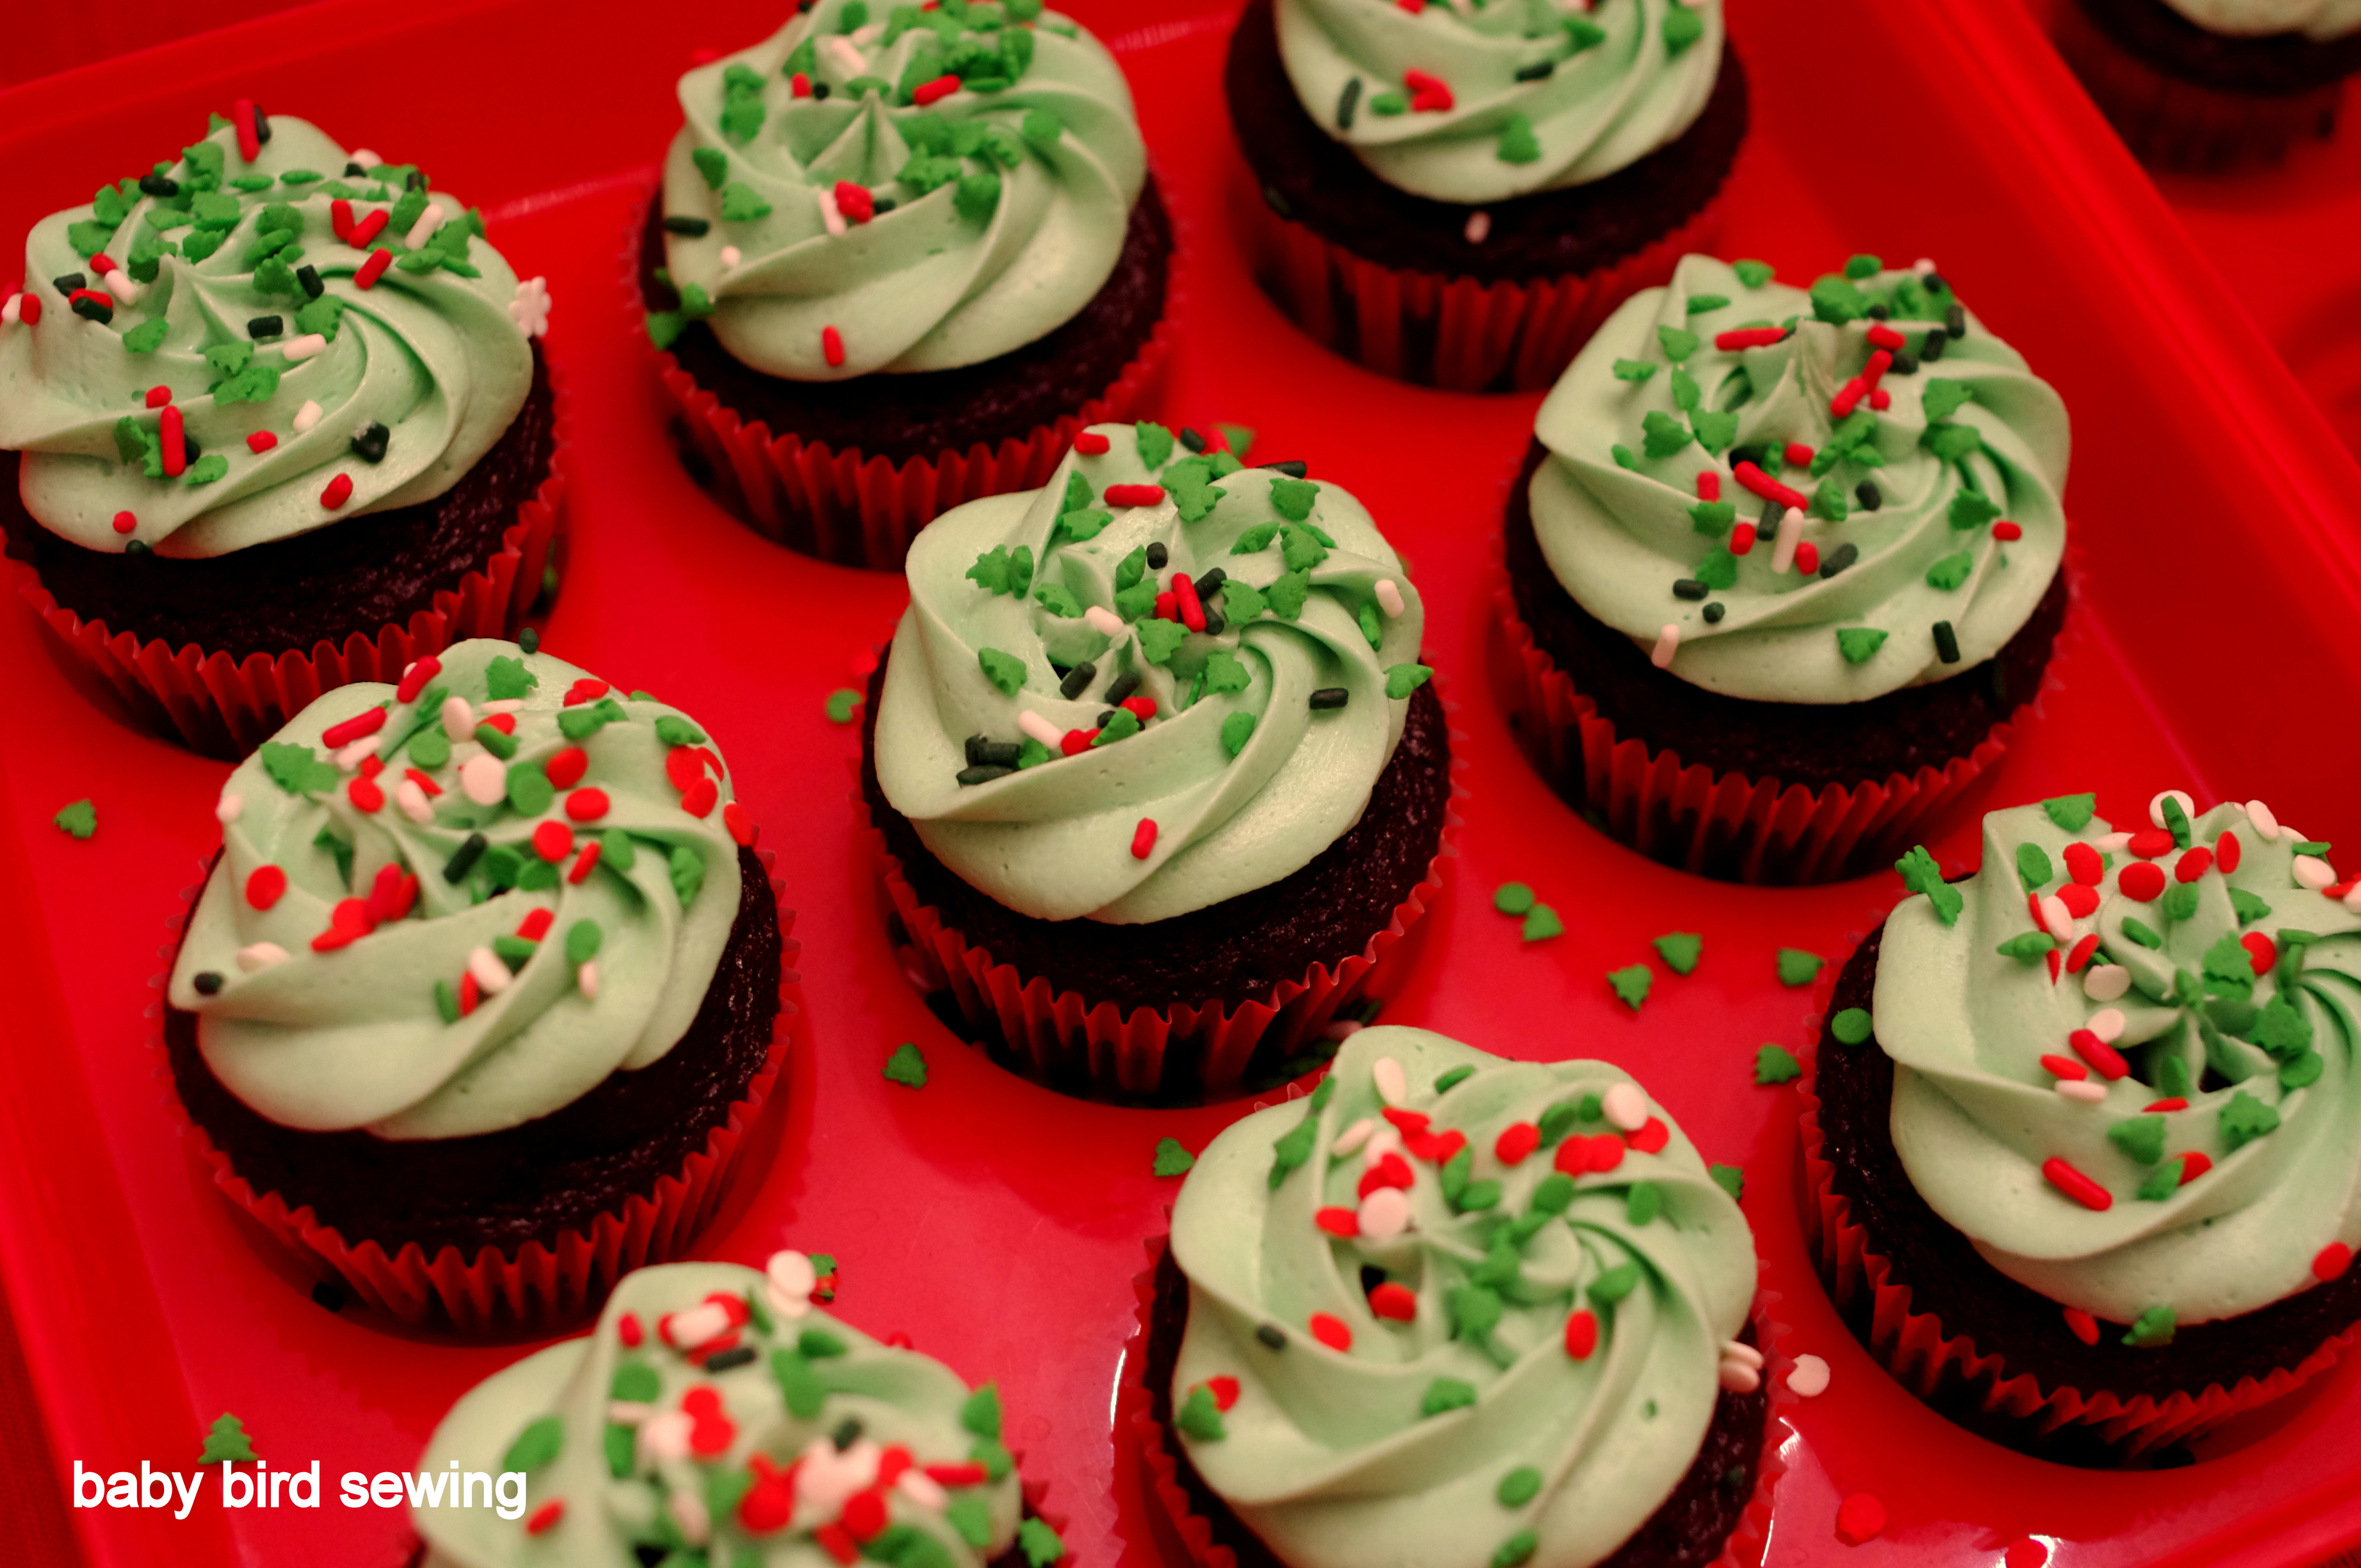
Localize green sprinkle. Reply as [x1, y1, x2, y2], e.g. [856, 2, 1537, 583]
[505, 763, 553, 817]
[669, 844, 705, 908]
[960, 1383, 1003, 1440]
[2122, 1304, 2176, 1349]
[1776, 949, 1823, 987]
[1093, 708, 1142, 745]
[1422, 1378, 1478, 1417]
[197, 1414, 257, 1466]
[1710, 1164, 1745, 1201]
[1947, 491, 1999, 532]
[1689, 500, 1735, 536]
[52, 799, 96, 840]
[1494, 883, 1536, 916]
[1497, 1466, 1542, 1508]
[978, 648, 1025, 695]
[260, 742, 341, 796]
[1385, 663, 1432, 700]
[501, 1415, 564, 1473]
[1133, 420, 1175, 471]
[1270, 477, 1318, 523]
[2137, 1160, 2186, 1202]
[823, 688, 862, 724]
[1836, 627, 1889, 664]
[1137, 619, 1188, 666]
[1217, 710, 1258, 759]
[1625, 1182, 1662, 1226]
[2220, 1089, 2280, 1150]
[1265, 571, 1312, 621]
[1695, 545, 1738, 591]
[1587, 1261, 1640, 1305]
[1686, 294, 1730, 316]
[2043, 794, 2097, 831]
[1608, 965, 1651, 1012]
[1810, 275, 1867, 325]
[1018, 1518, 1065, 1568]
[2107, 1114, 2166, 1166]
[1656, 325, 1700, 362]
[1845, 254, 1883, 280]
[719, 182, 773, 222]
[884, 1042, 928, 1088]
[1492, 1532, 1539, 1568]
[1612, 359, 1660, 383]
[1734, 260, 1774, 288]
[2012, 842, 2055, 893]
[1176, 1384, 1227, 1441]
[1925, 550, 1974, 592]
[1152, 1137, 1195, 1177]
[565, 920, 602, 966]
[2120, 916, 2163, 949]
[1641, 410, 1694, 460]
[1653, 933, 1702, 974]
[2294, 841, 2332, 857]
[1995, 932, 2058, 962]
[2231, 888, 2272, 925]
[1921, 380, 1974, 421]
[1523, 905, 1564, 943]
[2162, 882, 2199, 923]
[1611, 445, 1638, 471]
[1434, 1066, 1475, 1094]
[1831, 1008, 1873, 1046]
[122, 318, 168, 353]
[1497, 111, 1540, 164]
[1755, 1045, 1800, 1085]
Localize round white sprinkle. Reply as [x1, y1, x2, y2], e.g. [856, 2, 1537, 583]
[1787, 1354, 1832, 1398]
[280, 332, 327, 362]
[816, 186, 848, 239]
[467, 945, 514, 994]
[2082, 965, 2130, 1002]
[1717, 1359, 1762, 1394]
[292, 399, 324, 433]
[766, 1249, 818, 1310]
[2, 295, 22, 326]
[2087, 1006, 2126, 1043]
[460, 753, 507, 806]
[1650, 624, 1680, 669]
[1362, 1124, 1404, 1166]
[1463, 210, 1491, 244]
[639, 1410, 694, 1464]
[1332, 1117, 1375, 1157]
[1358, 1186, 1412, 1243]
[442, 694, 477, 741]
[577, 959, 600, 1000]
[1084, 605, 1125, 638]
[2295, 857, 2337, 891]
[403, 201, 445, 252]
[1602, 1082, 1649, 1132]
[1913, 257, 1936, 276]
[104, 268, 140, 306]
[2091, 831, 2134, 855]
[719, 244, 742, 268]
[215, 792, 244, 824]
[395, 778, 436, 826]
[895, 1471, 949, 1512]
[480, 698, 527, 715]
[2057, 1080, 2109, 1104]
[1372, 1055, 1408, 1106]
[2148, 790, 2196, 829]
[235, 941, 288, 972]
[1374, 578, 1406, 617]
[1720, 1338, 1764, 1369]
[2038, 894, 2074, 940]
[1769, 505, 1805, 575]
[1017, 710, 1063, 749]
[2245, 799, 2281, 840]
[333, 734, 382, 771]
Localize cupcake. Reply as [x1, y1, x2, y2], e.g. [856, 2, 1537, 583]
[2052, 0, 2361, 171]
[858, 421, 1452, 1102]
[412, 1249, 1064, 1568]
[1803, 790, 2361, 1458]
[1132, 1026, 1783, 1568]
[162, 639, 791, 1331]
[1497, 252, 2070, 885]
[0, 108, 562, 759]
[640, 0, 1172, 568]
[1224, 0, 1748, 391]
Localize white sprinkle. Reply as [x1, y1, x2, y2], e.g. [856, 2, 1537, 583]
[606, 1401, 654, 1427]
[2295, 856, 2337, 891]
[1324, 1018, 1364, 1042]
[467, 946, 513, 994]
[1717, 1359, 1762, 1394]
[896, 1470, 949, 1512]
[1913, 257, 1936, 276]
[639, 1410, 694, 1464]
[825, 35, 867, 76]
[2148, 790, 2196, 829]
[2087, 1006, 2126, 1044]
[1462, 210, 1490, 245]
[1720, 1338, 1764, 1369]
[2057, 1080, 2109, 1104]
[719, 244, 742, 268]
[1372, 1055, 1407, 1106]
[1017, 710, 1062, 748]
[1374, 578, 1405, 617]
[280, 332, 327, 362]
[235, 941, 288, 972]
[1768, 505, 1805, 575]
[507, 275, 552, 340]
[104, 269, 140, 305]
[292, 399, 323, 433]
[215, 792, 244, 824]
[1332, 1117, 1375, 1156]
[1358, 1186, 1412, 1243]
[767, 1249, 818, 1304]
[479, 698, 527, 715]
[666, 1300, 732, 1348]
[441, 694, 477, 740]
[817, 187, 847, 238]
[403, 201, 445, 251]
[333, 734, 382, 771]
[2245, 800, 2281, 839]
[349, 148, 380, 168]
[1602, 1081, 1649, 1132]
[2082, 964, 2130, 1002]
[394, 778, 435, 826]
[2038, 894, 2074, 940]
[1084, 606, 1125, 638]
[2090, 831, 2134, 856]
[1787, 1354, 1832, 1398]
[1650, 624, 1679, 669]
[796, 1436, 883, 1512]
[460, 753, 507, 805]
[578, 959, 600, 999]
[1362, 1125, 1403, 1164]
[2, 295, 20, 326]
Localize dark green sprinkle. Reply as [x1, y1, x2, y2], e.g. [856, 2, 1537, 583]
[1309, 688, 1348, 710]
[1058, 661, 1096, 700]
[443, 832, 487, 883]
[1255, 1324, 1286, 1350]
[1702, 602, 1726, 623]
[957, 765, 1013, 786]
[662, 215, 711, 236]
[1932, 620, 1961, 664]
[193, 971, 223, 995]
[1818, 542, 1858, 578]
[1672, 579, 1706, 601]
[1337, 78, 1361, 129]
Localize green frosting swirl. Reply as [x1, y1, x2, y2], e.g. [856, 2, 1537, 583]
[164, 640, 743, 1141]
[872, 422, 1431, 924]
[2162, 0, 2361, 40]
[0, 116, 538, 559]
[1878, 794, 2361, 1329]
[1275, 0, 1723, 203]
[1529, 253, 2069, 704]
[1171, 1027, 1756, 1568]
[415, 1251, 1038, 1568]
[652, 0, 1144, 378]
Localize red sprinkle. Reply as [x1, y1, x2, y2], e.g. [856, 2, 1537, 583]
[366, 867, 417, 924]
[1060, 728, 1096, 758]
[2216, 830, 2243, 873]
[144, 384, 171, 408]
[545, 746, 588, 789]
[112, 510, 137, 534]
[2175, 1151, 2212, 1185]
[2318, 1243, 2354, 1282]
[232, 98, 260, 162]
[2243, 931, 2276, 974]
[834, 181, 875, 224]
[515, 907, 554, 942]
[1120, 695, 1158, 721]
[840, 1490, 886, 1541]
[567, 840, 603, 885]
[480, 712, 517, 736]
[1494, 1122, 1540, 1166]
[2057, 882, 2099, 918]
[2046, 948, 2063, 986]
[1585, 1134, 1626, 1173]
[722, 800, 754, 846]
[14, 293, 38, 324]
[89, 253, 118, 277]
[2064, 933, 2101, 974]
[1154, 592, 1177, 622]
[1358, 1153, 1414, 1196]
[1073, 431, 1111, 455]
[311, 897, 375, 952]
[1381, 1108, 1430, 1134]
[922, 1462, 987, 1488]
[1627, 1117, 1670, 1155]
[790, 70, 813, 97]
[822, 325, 846, 367]
[2062, 1306, 2099, 1346]
[1367, 1282, 1418, 1322]
[245, 429, 277, 454]
[1714, 327, 1786, 351]
[394, 656, 442, 704]
[618, 1312, 643, 1347]
[2068, 1028, 2128, 1080]
[1403, 1128, 1466, 1166]
[2145, 1098, 2190, 1113]
[1993, 520, 2023, 542]
[1207, 1376, 1240, 1412]
[246, 865, 287, 910]
[349, 208, 390, 249]
[1563, 1308, 1600, 1359]
[321, 705, 388, 748]
[330, 199, 355, 242]
[532, 821, 574, 862]
[912, 73, 963, 107]
[2043, 1157, 2113, 1211]
[319, 472, 354, 510]
[1794, 541, 1820, 576]
[2039, 1054, 2087, 1080]
[679, 776, 719, 818]
[1783, 442, 1814, 469]
[1836, 1494, 1886, 1545]
[1131, 818, 1158, 859]
[524, 1500, 564, 1536]
[160, 405, 186, 477]
[355, 248, 393, 290]
[814, 1523, 860, 1566]
[2062, 841, 2103, 885]
[2175, 846, 2213, 883]
[2117, 862, 2165, 901]
[1308, 1313, 1352, 1352]
[1866, 322, 1907, 350]
[563, 677, 609, 706]
[1695, 471, 1721, 500]
[1314, 1206, 1359, 1238]
[347, 776, 384, 813]
[1729, 521, 1756, 556]
[2006, 1539, 2050, 1568]
[1173, 571, 1205, 633]
[1732, 460, 1807, 510]
[1105, 483, 1165, 508]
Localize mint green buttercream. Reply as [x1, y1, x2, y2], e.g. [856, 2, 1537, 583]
[0, 117, 537, 559]
[1880, 797, 2361, 1325]
[1171, 1027, 1756, 1568]
[660, 0, 1144, 379]
[415, 1254, 1025, 1568]
[164, 640, 742, 1142]
[872, 423, 1427, 924]
[1530, 254, 2070, 704]
[1276, 0, 1723, 203]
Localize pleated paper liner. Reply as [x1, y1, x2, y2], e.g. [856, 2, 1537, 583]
[628, 178, 1185, 571]
[1230, 149, 1728, 395]
[1793, 947, 2361, 1458]
[156, 837, 801, 1336]
[1122, 1232, 1794, 1568]
[2048, 0, 2348, 173]
[1486, 557, 2044, 886]
[6, 434, 568, 763]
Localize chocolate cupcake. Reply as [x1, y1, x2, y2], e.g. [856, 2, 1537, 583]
[411, 1249, 1063, 1568]
[2052, 0, 2361, 170]
[640, 0, 1172, 567]
[1134, 1027, 1782, 1568]
[1225, 0, 1747, 390]
[162, 640, 791, 1330]
[1497, 252, 2070, 884]
[859, 421, 1452, 1102]
[1803, 791, 2361, 1460]
[0, 110, 562, 758]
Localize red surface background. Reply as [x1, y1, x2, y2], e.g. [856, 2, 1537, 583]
[6, 2, 2361, 1567]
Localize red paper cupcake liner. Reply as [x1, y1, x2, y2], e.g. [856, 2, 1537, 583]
[628, 182, 1184, 571]
[1231, 150, 1728, 394]
[855, 695, 1464, 1102]
[154, 838, 802, 1336]
[7, 431, 568, 764]
[1120, 1231, 1794, 1568]
[1793, 961, 2361, 1455]
[1487, 560, 2030, 886]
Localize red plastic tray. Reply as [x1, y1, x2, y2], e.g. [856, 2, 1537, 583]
[5, 2, 2361, 1566]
